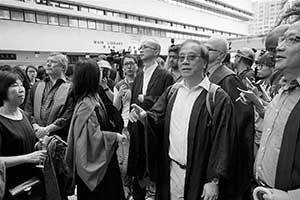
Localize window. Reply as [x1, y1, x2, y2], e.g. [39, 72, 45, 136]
[36, 0, 48, 5]
[80, 7, 89, 13]
[120, 24, 125, 32]
[97, 9, 104, 15]
[0, 8, 10, 19]
[106, 11, 113, 16]
[79, 19, 88, 28]
[112, 24, 119, 32]
[132, 26, 138, 34]
[146, 18, 155, 24]
[48, 14, 58, 25]
[69, 5, 78, 11]
[11, 10, 24, 21]
[88, 20, 96, 29]
[59, 15, 68, 26]
[160, 30, 166, 37]
[69, 17, 78, 27]
[125, 25, 132, 33]
[36, 13, 48, 24]
[119, 13, 126, 18]
[138, 27, 145, 34]
[89, 8, 97, 14]
[96, 21, 104, 30]
[139, 17, 145, 22]
[49, 1, 59, 7]
[24, 11, 36, 22]
[59, 3, 70, 9]
[104, 23, 112, 31]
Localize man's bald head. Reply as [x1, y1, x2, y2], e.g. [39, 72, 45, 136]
[205, 37, 229, 54]
[205, 37, 229, 64]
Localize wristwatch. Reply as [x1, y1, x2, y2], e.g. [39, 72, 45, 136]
[211, 178, 219, 185]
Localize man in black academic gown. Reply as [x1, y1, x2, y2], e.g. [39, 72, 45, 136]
[129, 39, 237, 200]
[205, 37, 255, 200]
[127, 39, 174, 200]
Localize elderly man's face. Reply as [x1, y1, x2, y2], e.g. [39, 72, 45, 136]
[46, 56, 65, 77]
[139, 41, 157, 61]
[178, 42, 205, 79]
[276, 21, 300, 75]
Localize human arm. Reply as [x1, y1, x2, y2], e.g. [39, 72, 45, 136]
[113, 87, 122, 111]
[260, 188, 300, 200]
[0, 151, 47, 168]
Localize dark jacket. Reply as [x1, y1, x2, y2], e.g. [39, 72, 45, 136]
[209, 65, 255, 195]
[127, 65, 174, 180]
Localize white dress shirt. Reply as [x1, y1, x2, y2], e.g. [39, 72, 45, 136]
[169, 76, 210, 200]
[142, 62, 158, 95]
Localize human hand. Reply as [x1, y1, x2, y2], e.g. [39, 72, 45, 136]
[262, 188, 289, 200]
[100, 78, 108, 89]
[201, 182, 219, 200]
[116, 133, 127, 143]
[26, 150, 47, 164]
[237, 88, 262, 106]
[32, 123, 40, 132]
[129, 104, 147, 123]
[138, 94, 144, 103]
[35, 126, 49, 139]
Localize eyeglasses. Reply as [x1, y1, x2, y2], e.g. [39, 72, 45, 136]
[278, 35, 300, 46]
[124, 61, 136, 66]
[168, 55, 178, 59]
[206, 46, 220, 52]
[178, 55, 201, 62]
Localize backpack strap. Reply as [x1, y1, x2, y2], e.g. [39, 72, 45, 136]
[206, 83, 219, 118]
[167, 83, 180, 101]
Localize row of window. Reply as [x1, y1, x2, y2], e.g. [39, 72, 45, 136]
[0, 7, 209, 41]
[162, 0, 251, 21]
[14, 0, 242, 38]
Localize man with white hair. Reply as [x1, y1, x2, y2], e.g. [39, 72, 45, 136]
[128, 39, 174, 200]
[129, 39, 237, 200]
[205, 37, 255, 200]
[25, 52, 74, 141]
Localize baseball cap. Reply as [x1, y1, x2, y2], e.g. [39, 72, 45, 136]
[237, 48, 255, 62]
[97, 60, 112, 70]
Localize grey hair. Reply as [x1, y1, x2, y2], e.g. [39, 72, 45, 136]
[48, 52, 68, 72]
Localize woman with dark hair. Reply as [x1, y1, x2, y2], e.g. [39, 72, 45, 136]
[25, 65, 38, 88]
[0, 71, 47, 200]
[12, 67, 30, 109]
[65, 59, 125, 200]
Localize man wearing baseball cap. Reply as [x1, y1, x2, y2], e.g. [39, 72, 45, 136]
[234, 47, 256, 85]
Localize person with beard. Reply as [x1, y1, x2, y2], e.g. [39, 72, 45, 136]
[205, 37, 255, 200]
[167, 44, 182, 82]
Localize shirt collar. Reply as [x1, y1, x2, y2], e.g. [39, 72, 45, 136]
[143, 62, 158, 73]
[179, 76, 210, 91]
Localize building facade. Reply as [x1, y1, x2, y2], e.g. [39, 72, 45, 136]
[0, 0, 252, 66]
[249, 0, 285, 35]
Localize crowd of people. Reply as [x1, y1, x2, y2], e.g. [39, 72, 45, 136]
[1, 5, 300, 200]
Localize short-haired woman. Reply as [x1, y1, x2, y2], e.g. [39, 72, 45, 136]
[65, 59, 125, 200]
[0, 71, 47, 200]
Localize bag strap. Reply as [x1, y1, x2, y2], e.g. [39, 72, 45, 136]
[206, 83, 219, 118]
[167, 83, 180, 101]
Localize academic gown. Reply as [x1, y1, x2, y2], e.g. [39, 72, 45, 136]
[209, 65, 255, 197]
[145, 84, 237, 200]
